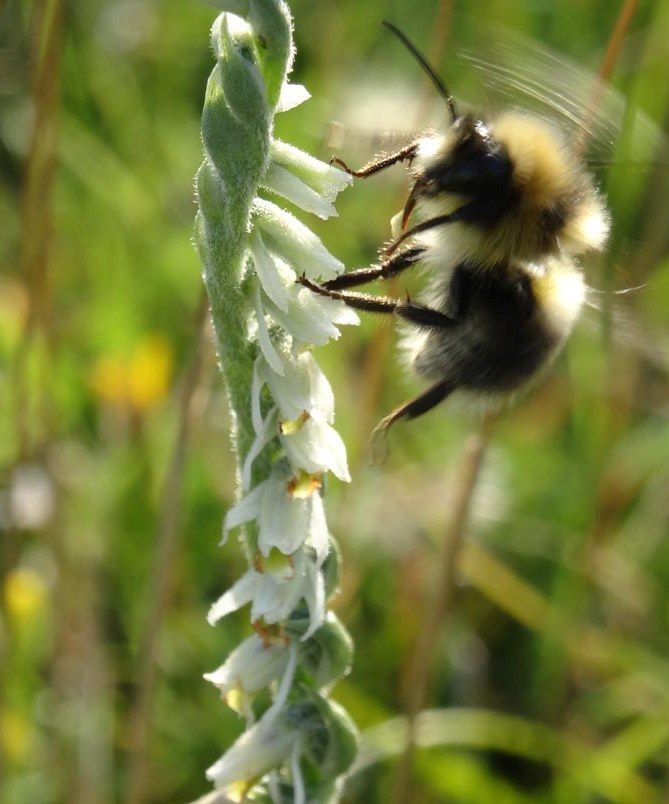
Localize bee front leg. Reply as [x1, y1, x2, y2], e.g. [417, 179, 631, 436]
[331, 142, 418, 178]
[323, 247, 424, 291]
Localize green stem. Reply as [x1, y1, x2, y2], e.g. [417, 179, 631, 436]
[195, 4, 291, 491]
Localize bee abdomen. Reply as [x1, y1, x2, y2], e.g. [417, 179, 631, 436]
[412, 259, 583, 395]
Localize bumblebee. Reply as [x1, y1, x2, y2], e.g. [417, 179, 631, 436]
[300, 22, 610, 436]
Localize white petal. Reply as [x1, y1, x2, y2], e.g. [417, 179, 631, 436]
[264, 293, 339, 346]
[253, 283, 284, 375]
[253, 198, 343, 281]
[271, 139, 352, 200]
[249, 229, 290, 312]
[205, 708, 297, 787]
[258, 474, 309, 557]
[291, 739, 306, 804]
[253, 553, 308, 625]
[307, 492, 330, 566]
[265, 578, 306, 625]
[325, 298, 361, 326]
[304, 352, 335, 423]
[251, 356, 264, 435]
[265, 641, 298, 723]
[260, 350, 334, 423]
[302, 561, 325, 641]
[250, 573, 285, 623]
[264, 287, 359, 347]
[208, 569, 258, 625]
[204, 635, 289, 697]
[261, 163, 337, 219]
[258, 348, 309, 421]
[221, 482, 264, 543]
[276, 82, 310, 113]
[282, 417, 351, 482]
[270, 253, 297, 285]
[241, 408, 278, 492]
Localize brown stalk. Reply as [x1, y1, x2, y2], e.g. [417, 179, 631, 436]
[0, 0, 64, 782]
[14, 0, 64, 457]
[125, 295, 211, 804]
[598, 0, 640, 83]
[391, 413, 497, 803]
[576, 0, 640, 156]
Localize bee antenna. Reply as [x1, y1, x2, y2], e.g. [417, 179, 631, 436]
[382, 20, 458, 122]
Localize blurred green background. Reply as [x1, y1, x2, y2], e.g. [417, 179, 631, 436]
[2, 0, 669, 801]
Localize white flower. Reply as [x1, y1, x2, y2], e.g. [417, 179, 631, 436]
[206, 717, 294, 794]
[252, 197, 343, 281]
[206, 644, 299, 793]
[257, 472, 329, 561]
[260, 138, 351, 221]
[270, 139, 352, 201]
[258, 350, 334, 423]
[208, 550, 326, 639]
[249, 229, 289, 312]
[204, 634, 290, 715]
[263, 282, 359, 347]
[261, 162, 339, 219]
[223, 466, 330, 564]
[252, 280, 284, 376]
[240, 407, 278, 492]
[247, 249, 358, 348]
[281, 415, 351, 483]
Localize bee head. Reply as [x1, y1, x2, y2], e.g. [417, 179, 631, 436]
[402, 112, 608, 260]
[404, 117, 515, 228]
[428, 116, 514, 197]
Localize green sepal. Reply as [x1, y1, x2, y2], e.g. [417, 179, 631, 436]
[322, 535, 342, 599]
[285, 611, 354, 688]
[281, 689, 359, 780]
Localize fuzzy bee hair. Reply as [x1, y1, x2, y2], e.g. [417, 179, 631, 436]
[407, 112, 609, 269]
[299, 22, 611, 441]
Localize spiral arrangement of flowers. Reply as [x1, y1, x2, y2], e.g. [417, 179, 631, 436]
[194, 1, 359, 800]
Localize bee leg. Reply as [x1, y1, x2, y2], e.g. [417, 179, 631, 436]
[330, 142, 418, 178]
[401, 176, 430, 228]
[298, 277, 455, 329]
[371, 379, 454, 462]
[384, 200, 484, 255]
[323, 247, 424, 290]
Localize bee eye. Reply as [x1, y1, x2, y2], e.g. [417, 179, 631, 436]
[425, 131, 512, 198]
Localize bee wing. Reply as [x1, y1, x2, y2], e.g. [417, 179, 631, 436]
[323, 120, 418, 158]
[454, 25, 666, 171]
[583, 290, 669, 372]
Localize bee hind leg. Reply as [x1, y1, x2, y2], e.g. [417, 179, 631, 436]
[371, 379, 454, 463]
[298, 276, 455, 329]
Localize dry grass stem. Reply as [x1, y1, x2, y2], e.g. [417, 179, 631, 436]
[392, 413, 498, 803]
